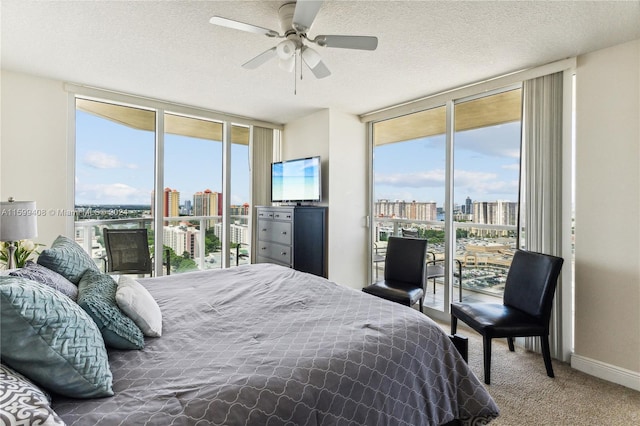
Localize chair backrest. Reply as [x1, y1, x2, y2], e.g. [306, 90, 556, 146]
[401, 228, 419, 238]
[103, 228, 152, 275]
[384, 236, 428, 285]
[503, 250, 564, 321]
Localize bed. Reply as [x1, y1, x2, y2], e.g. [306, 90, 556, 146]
[50, 263, 498, 425]
[2, 259, 498, 425]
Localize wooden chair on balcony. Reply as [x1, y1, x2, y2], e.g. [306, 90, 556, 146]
[103, 228, 170, 276]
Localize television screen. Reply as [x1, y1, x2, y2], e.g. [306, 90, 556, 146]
[271, 156, 321, 203]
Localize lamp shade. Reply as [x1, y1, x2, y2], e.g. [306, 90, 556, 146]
[0, 200, 38, 242]
[301, 46, 321, 69]
[276, 40, 296, 60]
[278, 56, 295, 72]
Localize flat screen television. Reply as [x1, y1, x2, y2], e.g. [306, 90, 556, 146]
[271, 156, 322, 203]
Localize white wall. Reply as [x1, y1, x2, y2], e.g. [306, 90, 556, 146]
[283, 109, 368, 289]
[327, 110, 368, 289]
[573, 39, 640, 388]
[282, 109, 330, 205]
[0, 70, 70, 249]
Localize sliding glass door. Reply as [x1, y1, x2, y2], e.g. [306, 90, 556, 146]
[453, 87, 523, 303]
[370, 86, 523, 317]
[372, 105, 447, 311]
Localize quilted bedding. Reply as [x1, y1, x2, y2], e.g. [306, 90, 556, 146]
[52, 263, 498, 425]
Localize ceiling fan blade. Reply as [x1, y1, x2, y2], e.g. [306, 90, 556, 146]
[242, 47, 277, 69]
[292, 0, 324, 33]
[309, 60, 331, 79]
[302, 52, 331, 79]
[209, 16, 280, 38]
[313, 35, 378, 51]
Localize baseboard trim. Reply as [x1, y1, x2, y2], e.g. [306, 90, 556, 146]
[571, 354, 640, 391]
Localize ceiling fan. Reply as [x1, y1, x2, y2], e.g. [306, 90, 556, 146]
[209, 0, 378, 79]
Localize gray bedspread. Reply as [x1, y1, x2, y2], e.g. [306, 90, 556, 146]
[53, 263, 498, 425]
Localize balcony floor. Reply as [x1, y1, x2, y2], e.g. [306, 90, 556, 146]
[422, 280, 502, 312]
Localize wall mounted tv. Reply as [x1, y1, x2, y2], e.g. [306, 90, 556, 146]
[271, 156, 322, 204]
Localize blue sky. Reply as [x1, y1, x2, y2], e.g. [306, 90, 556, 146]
[75, 110, 249, 206]
[374, 121, 521, 207]
[76, 109, 520, 208]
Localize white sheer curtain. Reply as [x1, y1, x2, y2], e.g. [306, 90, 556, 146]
[520, 71, 564, 358]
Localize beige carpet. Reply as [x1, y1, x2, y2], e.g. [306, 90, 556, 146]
[435, 323, 640, 425]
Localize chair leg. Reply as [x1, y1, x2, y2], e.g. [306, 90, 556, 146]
[450, 316, 458, 335]
[507, 337, 515, 352]
[433, 278, 436, 294]
[540, 335, 555, 378]
[419, 297, 423, 313]
[483, 335, 492, 385]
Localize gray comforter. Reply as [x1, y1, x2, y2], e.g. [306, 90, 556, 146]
[53, 263, 498, 425]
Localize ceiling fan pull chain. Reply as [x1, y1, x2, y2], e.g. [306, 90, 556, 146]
[294, 50, 298, 95]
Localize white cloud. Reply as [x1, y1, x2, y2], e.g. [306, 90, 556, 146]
[501, 163, 521, 171]
[84, 151, 137, 169]
[375, 169, 519, 203]
[76, 183, 149, 204]
[375, 170, 445, 188]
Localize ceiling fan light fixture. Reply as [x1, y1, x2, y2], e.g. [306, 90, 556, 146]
[301, 46, 321, 69]
[279, 55, 295, 72]
[276, 39, 296, 59]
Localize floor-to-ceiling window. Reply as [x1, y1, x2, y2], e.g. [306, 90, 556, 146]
[229, 125, 251, 266]
[372, 105, 447, 310]
[452, 87, 522, 303]
[74, 96, 274, 275]
[164, 113, 223, 273]
[74, 99, 156, 267]
[370, 86, 523, 317]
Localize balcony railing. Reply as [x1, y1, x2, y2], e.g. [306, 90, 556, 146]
[374, 218, 517, 300]
[75, 215, 250, 274]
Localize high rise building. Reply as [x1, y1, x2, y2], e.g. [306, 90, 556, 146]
[193, 189, 221, 227]
[185, 200, 192, 215]
[163, 222, 199, 259]
[374, 200, 437, 221]
[150, 188, 180, 219]
[165, 188, 180, 219]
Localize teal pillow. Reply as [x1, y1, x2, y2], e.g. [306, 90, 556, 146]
[0, 276, 113, 398]
[77, 269, 145, 350]
[37, 235, 99, 284]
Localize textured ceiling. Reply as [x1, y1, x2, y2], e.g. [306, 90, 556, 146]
[2, 0, 639, 125]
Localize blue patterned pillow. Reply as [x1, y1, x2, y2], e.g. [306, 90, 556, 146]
[0, 363, 66, 425]
[77, 269, 145, 350]
[10, 261, 78, 300]
[37, 235, 99, 284]
[0, 276, 113, 398]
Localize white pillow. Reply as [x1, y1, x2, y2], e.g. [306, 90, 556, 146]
[115, 276, 162, 337]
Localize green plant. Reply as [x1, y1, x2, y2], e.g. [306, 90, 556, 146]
[0, 239, 44, 268]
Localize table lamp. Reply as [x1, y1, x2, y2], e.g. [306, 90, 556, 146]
[0, 197, 38, 269]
